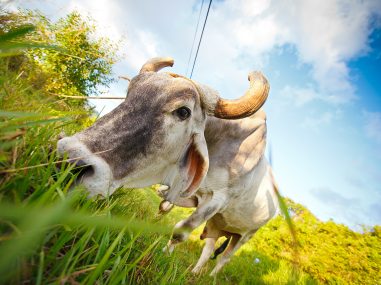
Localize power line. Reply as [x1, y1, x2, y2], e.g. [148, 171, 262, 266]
[186, 0, 205, 76]
[190, 0, 212, 79]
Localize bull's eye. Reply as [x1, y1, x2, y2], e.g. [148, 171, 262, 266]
[174, 107, 191, 120]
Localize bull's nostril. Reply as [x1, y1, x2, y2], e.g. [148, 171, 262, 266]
[56, 136, 98, 184]
[74, 159, 88, 167]
[72, 163, 94, 181]
[81, 164, 94, 177]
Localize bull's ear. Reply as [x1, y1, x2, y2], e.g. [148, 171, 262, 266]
[179, 133, 209, 198]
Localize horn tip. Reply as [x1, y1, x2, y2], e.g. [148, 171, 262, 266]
[139, 57, 175, 74]
[161, 56, 174, 67]
[248, 71, 269, 86]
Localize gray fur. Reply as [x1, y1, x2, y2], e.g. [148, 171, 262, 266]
[75, 72, 198, 180]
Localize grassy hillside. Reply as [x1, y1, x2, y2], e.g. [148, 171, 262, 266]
[0, 11, 380, 285]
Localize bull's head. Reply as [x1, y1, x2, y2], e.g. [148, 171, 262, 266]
[57, 57, 269, 202]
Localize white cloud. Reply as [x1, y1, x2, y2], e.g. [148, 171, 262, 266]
[272, 0, 380, 101]
[363, 111, 381, 143]
[309, 187, 381, 229]
[281, 85, 322, 106]
[67, 0, 121, 42]
[125, 31, 159, 71]
[66, 0, 161, 72]
[302, 112, 333, 129]
[207, 0, 381, 103]
[279, 84, 359, 107]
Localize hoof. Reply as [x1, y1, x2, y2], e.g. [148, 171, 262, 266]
[162, 243, 175, 255]
[191, 266, 203, 275]
[209, 268, 219, 277]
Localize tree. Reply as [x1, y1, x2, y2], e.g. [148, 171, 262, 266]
[1, 10, 119, 107]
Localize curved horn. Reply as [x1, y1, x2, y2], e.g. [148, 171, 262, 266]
[139, 57, 174, 74]
[213, 71, 270, 119]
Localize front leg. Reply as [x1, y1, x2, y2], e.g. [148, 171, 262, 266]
[191, 237, 217, 274]
[163, 193, 226, 253]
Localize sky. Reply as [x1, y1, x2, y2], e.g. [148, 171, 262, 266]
[6, 0, 381, 231]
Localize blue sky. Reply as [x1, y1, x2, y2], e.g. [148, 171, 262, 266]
[10, 0, 381, 230]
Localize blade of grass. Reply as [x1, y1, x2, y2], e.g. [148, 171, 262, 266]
[84, 228, 126, 285]
[0, 25, 35, 42]
[36, 249, 44, 285]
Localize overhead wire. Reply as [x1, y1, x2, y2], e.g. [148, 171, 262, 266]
[185, 0, 205, 76]
[190, 0, 213, 79]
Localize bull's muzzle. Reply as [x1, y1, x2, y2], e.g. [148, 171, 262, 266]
[57, 136, 113, 197]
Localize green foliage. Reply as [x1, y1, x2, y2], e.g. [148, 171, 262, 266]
[0, 25, 54, 57]
[252, 200, 381, 284]
[0, 9, 380, 285]
[0, 10, 118, 107]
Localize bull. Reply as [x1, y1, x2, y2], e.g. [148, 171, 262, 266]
[57, 57, 279, 276]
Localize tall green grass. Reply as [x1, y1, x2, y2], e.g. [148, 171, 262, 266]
[0, 89, 183, 284]
[0, 25, 179, 284]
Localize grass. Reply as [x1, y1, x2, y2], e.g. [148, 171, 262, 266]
[0, 91, 315, 284]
